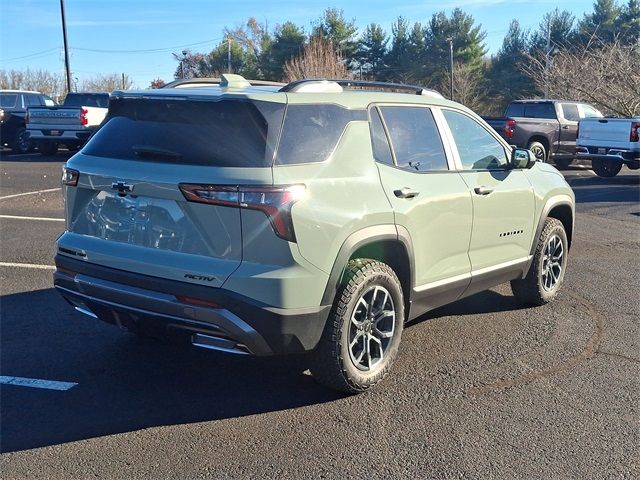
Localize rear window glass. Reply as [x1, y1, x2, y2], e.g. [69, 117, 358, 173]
[83, 98, 284, 167]
[524, 103, 556, 119]
[0, 94, 18, 108]
[276, 105, 366, 165]
[64, 94, 110, 108]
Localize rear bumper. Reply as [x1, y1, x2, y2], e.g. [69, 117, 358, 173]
[26, 127, 93, 144]
[575, 146, 640, 164]
[54, 255, 331, 356]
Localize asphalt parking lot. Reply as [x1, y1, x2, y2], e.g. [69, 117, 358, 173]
[0, 150, 638, 479]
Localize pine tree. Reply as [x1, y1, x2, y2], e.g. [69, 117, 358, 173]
[617, 0, 640, 45]
[261, 22, 306, 81]
[311, 8, 359, 67]
[577, 0, 621, 45]
[357, 24, 388, 78]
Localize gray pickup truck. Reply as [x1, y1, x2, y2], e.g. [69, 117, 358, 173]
[483, 100, 602, 168]
[26, 92, 109, 155]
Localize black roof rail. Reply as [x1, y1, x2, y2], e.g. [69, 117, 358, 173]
[162, 77, 286, 89]
[279, 79, 442, 97]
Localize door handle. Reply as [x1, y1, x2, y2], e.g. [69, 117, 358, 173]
[474, 186, 493, 195]
[562, 125, 570, 130]
[394, 187, 420, 199]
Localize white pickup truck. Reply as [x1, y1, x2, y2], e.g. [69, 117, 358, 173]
[26, 92, 109, 155]
[576, 117, 640, 177]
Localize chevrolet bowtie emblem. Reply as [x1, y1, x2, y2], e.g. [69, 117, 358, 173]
[111, 181, 134, 195]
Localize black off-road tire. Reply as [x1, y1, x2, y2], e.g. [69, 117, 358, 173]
[11, 127, 34, 154]
[38, 140, 58, 156]
[527, 141, 547, 162]
[511, 218, 568, 306]
[310, 259, 404, 394]
[591, 158, 622, 177]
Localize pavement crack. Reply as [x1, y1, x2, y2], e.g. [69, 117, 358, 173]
[466, 292, 604, 396]
[596, 350, 640, 365]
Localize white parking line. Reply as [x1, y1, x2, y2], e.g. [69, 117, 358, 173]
[0, 262, 56, 270]
[0, 376, 77, 391]
[0, 187, 61, 201]
[0, 214, 64, 222]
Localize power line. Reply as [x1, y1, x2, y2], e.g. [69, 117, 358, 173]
[72, 37, 224, 54]
[0, 48, 59, 62]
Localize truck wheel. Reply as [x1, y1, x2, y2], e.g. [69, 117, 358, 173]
[511, 218, 568, 306]
[11, 128, 34, 154]
[310, 259, 404, 393]
[554, 158, 574, 169]
[38, 141, 58, 156]
[591, 158, 622, 177]
[527, 141, 547, 162]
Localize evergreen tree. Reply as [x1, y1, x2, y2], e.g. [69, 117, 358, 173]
[530, 9, 576, 53]
[577, 0, 621, 45]
[617, 0, 640, 45]
[261, 22, 306, 81]
[384, 17, 413, 82]
[311, 8, 359, 67]
[357, 23, 388, 78]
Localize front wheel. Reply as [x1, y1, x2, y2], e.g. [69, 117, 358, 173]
[511, 218, 568, 306]
[591, 158, 622, 177]
[310, 259, 404, 393]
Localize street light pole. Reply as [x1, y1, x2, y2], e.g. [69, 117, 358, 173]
[447, 38, 454, 101]
[59, 0, 72, 94]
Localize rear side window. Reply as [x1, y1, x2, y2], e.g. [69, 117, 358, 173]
[369, 107, 393, 165]
[561, 104, 580, 122]
[581, 105, 602, 118]
[0, 94, 18, 108]
[25, 94, 42, 106]
[443, 109, 508, 170]
[83, 98, 284, 167]
[524, 103, 556, 119]
[379, 106, 448, 172]
[276, 105, 366, 165]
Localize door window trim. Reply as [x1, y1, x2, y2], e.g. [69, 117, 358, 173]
[436, 106, 515, 172]
[368, 102, 458, 173]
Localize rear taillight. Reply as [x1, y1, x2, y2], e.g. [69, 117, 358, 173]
[504, 118, 516, 139]
[179, 184, 306, 242]
[61, 167, 79, 186]
[631, 122, 640, 142]
[80, 107, 88, 126]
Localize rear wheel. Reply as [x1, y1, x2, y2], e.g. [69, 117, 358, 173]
[511, 218, 568, 306]
[38, 141, 58, 156]
[527, 141, 547, 162]
[591, 158, 622, 177]
[310, 259, 404, 393]
[11, 128, 33, 154]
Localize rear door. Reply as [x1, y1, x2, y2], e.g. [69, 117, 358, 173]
[372, 105, 473, 313]
[558, 103, 580, 154]
[439, 108, 535, 293]
[58, 95, 284, 288]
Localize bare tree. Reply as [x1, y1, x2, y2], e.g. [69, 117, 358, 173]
[81, 74, 134, 92]
[0, 69, 65, 100]
[283, 38, 350, 82]
[523, 41, 640, 117]
[439, 62, 485, 111]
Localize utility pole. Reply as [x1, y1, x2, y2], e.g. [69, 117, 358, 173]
[447, 38, 454, 101]
[545, 18, 551, 98]
[227, 37, 231, 73]
[59, 0, 72, 94]
[121, 73, 126, 89]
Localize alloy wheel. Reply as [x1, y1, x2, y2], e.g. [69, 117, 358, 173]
[541, 234, 564, 291]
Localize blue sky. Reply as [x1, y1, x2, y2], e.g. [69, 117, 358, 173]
[1, 0, 593, 88]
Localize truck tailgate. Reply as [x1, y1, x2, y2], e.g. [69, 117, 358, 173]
[28, 107, 80, 126]
[579, 118, 632, 144]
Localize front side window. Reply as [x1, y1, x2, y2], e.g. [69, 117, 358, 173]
[378, 106, 448, 172]
[443, 110, 508, 170]
[561, 104, 580, 122]
[581, 105, 602, 118]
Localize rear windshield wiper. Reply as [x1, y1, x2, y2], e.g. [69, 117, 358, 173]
[133, 145, 182, 160]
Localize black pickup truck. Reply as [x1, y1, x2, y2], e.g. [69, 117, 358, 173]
[483, 100, 603, 168]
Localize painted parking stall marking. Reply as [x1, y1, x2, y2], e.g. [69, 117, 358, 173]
[0, 262, 56, 270]
[0, 187, 61, 201]
[0, 214, 64, 222]
[0, 376, 78, 391]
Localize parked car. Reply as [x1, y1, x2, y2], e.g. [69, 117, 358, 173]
[0, 90, 56, 154]
[483, 100, 603, 168]
[575, 117, 640, 177]
[54, 75, 575, 393]
[26, 92, 109, 155]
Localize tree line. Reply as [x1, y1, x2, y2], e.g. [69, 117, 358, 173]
[1, 1, 638, 115]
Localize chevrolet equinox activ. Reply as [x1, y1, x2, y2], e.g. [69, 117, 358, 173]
[55, 75, 575, 393]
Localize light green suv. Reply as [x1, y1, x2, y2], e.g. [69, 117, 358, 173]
[54, 75, 575, 393]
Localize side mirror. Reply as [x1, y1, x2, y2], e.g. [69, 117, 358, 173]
[511, 148, 536, 169]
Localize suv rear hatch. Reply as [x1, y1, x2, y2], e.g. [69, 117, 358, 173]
[58, 93, 284, 287]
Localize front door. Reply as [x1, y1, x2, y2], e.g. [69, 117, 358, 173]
[440, 109, 535, 293]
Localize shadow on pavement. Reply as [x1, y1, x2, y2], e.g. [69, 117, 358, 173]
[1, 286, 531, 452]
[566, 173, 640, 204]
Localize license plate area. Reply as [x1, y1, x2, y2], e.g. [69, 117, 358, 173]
[597, 147, 607, 154]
